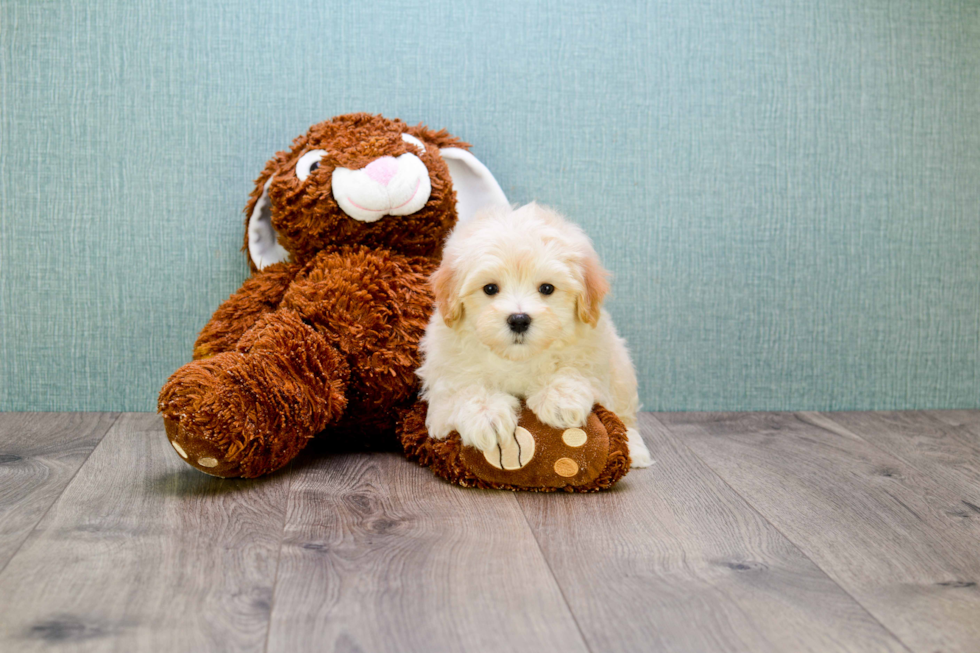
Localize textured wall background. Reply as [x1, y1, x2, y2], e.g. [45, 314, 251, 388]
[2, 0, 978, 412]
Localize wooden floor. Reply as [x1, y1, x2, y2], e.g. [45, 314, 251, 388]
[0, 411, 978, 652]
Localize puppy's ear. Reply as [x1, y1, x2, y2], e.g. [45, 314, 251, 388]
[576, 249, 610, 327]
[431, 258, 464, 327]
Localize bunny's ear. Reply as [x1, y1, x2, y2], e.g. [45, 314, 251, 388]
[245, 175, 290, 270]
[439, 147, 508, 223]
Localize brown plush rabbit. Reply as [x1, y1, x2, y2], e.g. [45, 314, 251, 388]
[159, 113, 508, 477]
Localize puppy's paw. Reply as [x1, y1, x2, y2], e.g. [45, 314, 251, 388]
[626, 428, 654, 468]
[527, 377, 594, 429]
[455, 392, 521, 453]
[423, 398, 456, 440]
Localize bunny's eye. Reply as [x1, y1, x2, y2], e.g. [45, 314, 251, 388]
[296, 150, 327, 182]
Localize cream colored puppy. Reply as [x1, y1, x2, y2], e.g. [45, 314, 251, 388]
[417, 202, 653, 468]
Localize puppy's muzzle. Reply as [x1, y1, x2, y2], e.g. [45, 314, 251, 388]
[507, 313, 532, 334]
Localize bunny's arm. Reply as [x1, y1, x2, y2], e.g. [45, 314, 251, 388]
[192, 262, 302, 360]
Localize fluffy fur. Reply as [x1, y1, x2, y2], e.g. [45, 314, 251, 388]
[418, 203, 653, 468]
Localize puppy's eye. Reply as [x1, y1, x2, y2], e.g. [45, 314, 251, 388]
[538, 283, 555, 295]
[483, 284, 499, 296]
[296, 150, 327, 182]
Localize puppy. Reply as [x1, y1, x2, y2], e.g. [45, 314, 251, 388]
[417, 202, 653, 468]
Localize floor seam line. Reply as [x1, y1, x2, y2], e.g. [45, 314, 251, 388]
[0, 411, 122, 578]
[514, 494, 595, 653]
[647, 412, 917, 653]
[262, 460, 295, 653]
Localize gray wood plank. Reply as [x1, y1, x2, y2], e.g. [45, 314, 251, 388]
[266, 451, 589, 653]
[819, 411, 980, 508]
[0, 413, 290, 652]
[0, 412, 118, 572]
[931, 409, 980, 437]
[658, 411, 980, 653]
[515, 414, 910, 653]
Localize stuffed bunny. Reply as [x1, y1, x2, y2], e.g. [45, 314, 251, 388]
[159, 113, 507, 477]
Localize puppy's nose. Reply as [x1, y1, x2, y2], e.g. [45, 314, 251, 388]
[507, 313, 532, 334]
[363, 156, 399, 186]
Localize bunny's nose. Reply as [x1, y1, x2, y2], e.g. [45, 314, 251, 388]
[363, 157, 399, 186]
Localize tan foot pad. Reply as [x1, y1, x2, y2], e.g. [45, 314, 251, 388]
[482, 426, 536, 470]
[398, 402, 632, 493]
[163, 418, 243, 478]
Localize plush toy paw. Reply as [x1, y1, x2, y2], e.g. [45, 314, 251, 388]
[399, 402, 632, 492]
[526, 377, 594, 430]
[158, 349, 343, 478]
[163, 415, 245, 477]
[158, 354, 248, 477]
[159, 354, 297, 478]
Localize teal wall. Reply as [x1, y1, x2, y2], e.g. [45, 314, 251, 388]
[2, 0, 978, 412]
